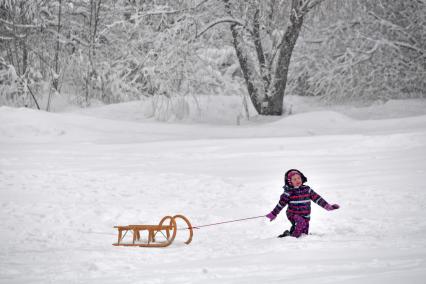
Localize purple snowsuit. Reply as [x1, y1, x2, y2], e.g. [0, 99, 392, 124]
[271, 170, 330, 238]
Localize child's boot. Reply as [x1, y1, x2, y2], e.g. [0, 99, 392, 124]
[278, 230, 291, 238]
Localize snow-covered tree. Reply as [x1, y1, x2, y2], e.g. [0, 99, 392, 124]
[0, 0, 50, 107]
[199, 0, 326, 115]
[288, 0, 426, 102]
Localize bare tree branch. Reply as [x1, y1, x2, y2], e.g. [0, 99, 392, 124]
[0, 36, 14, 40]
[0, 18, 42, 29]
[196, 17, 244, 38]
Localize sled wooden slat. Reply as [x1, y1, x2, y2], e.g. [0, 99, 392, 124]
[113, 215, 193, 248]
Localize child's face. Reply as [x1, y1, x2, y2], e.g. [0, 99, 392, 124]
[291, 174, 302, 187]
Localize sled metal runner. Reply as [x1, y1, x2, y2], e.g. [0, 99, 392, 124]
[113, 214, 193, 247]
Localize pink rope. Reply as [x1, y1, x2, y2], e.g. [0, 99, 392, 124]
[189, 215, 266, 230]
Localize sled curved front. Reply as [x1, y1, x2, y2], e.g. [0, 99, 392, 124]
[113, 214, 192, 248]
[174, 214, 193, 245]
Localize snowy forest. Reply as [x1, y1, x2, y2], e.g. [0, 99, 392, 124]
[1, 0, 425, 116]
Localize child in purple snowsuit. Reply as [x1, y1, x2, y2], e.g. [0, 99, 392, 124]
[266, 169, 339, 238]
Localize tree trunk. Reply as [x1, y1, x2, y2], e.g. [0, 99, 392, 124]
[253, 8, 270, 95]
[11, 5, 21, 76]
[20, 1, 28, 75]
[85, 0, 102, 105]
[53, 0, 62, 92]
[268, 2, 304, 115]
[22, 42, 28, 74]
[230, 24, 262, 113]
[224, 0, 262, 114]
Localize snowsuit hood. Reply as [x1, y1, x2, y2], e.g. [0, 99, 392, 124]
[284, 169, 307, 187]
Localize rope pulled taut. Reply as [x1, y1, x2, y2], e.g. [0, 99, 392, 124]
[184, 215, 265, 230]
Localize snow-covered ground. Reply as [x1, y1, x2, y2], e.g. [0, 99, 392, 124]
[1, 97, 426, 283]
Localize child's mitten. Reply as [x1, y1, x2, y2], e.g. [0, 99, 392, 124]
[325, 204, 340, 211]
[266, 212, 276, 221]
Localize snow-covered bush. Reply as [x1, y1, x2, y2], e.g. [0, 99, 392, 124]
[0, 60, 19, 106]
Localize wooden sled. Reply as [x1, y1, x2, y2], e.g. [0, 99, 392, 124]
[113, 214, 193, 247]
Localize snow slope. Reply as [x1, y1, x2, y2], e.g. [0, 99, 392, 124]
[1, 99, 426, 283]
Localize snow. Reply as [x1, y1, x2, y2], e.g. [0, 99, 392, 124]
[1, 97, 426, 283]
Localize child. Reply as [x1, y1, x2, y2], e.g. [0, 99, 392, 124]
[266, 169, 339, 238]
